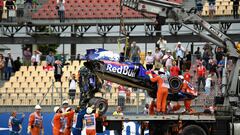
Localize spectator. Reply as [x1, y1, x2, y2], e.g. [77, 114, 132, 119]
[54, 60, 63, 82]
[157, 37, 167, 52]
[217, 56, 225, 82]
[145, 50, 154, 70]
[209, 59, 218, 78]
[5, 0, 15, 22]
[184, 51, 192, 71]
[16, 0, 24, 23]
[31, 50, 42, 66]
[196, 61, 206, 91]
[13, 57, 22, 72]
[175, 42, 185, 59]
[23, 48, 32, 66]
[0, 0, 3, 22]
[154, 47, 163, 70]
[194, 47, 202, 59]
[4, 52, 14, 80]
[233, 0, 239, 19]
[184, 69, 191, 82]
[113, 106, 123, 135]
[215, 47, 224, 63]
[46, 51, 55, 66]
[0, 54, 4, 80]
[170, 61, 180, 77]
[130, 41, 141, 63]
[24, 0, 32, 23]
[196, 0, 203, 15]
[8, 111, 25, 135]
[69, 74, 77, 104]
[57, 0, 65, 23]
[209, 2, 215, 19]
[162, 50, 174, 70]
[123, 43, 131, 60]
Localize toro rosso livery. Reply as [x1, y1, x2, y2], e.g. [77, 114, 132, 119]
[79, 49, 198, 114]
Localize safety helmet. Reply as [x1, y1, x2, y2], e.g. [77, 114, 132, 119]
[177, 42, 181, 45]
[35, 105, 42, 110]
[66, 107, 72, 112]
[167, 50, 171, 53]
[54, 106, 60, 113]
[86, 107, 93, 114]
[179, 75, 184, 80]
[62, 100, 69, 105]
[147, 50, 152, 53]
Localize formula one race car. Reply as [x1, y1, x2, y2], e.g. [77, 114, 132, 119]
[79, 49, 198, 114]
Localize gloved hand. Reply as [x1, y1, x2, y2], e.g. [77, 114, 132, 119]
[27, 126, 31, 134]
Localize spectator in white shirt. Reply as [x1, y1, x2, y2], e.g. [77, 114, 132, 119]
[145, 50, 154, 70]
[175, 42, 185, 59]
[162, 50, 174, 70]
[157, 37, 167, 52]
[154, 47, 163, 70]
[69, 74, 77, 104]
[31, 50, 42, 66]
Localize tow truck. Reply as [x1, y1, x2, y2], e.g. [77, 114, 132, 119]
[79, 0, 240, 135]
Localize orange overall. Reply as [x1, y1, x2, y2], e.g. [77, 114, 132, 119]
[28, 112, 43, 135]
[84, 113, 99, 135]
[63, 110, 74, 135]
[52, 113, 64, 135]
[150, 76, 168, 113]
[182, 81, 192, 112]
[149, 101, 156, 115]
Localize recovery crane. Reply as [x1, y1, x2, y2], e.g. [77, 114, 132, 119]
[102, 0, 240, 135]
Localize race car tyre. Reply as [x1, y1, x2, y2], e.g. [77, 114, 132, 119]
[168, 76, 183, 93]
[182, 125, 207, 135]
[89, 97, 108, 115]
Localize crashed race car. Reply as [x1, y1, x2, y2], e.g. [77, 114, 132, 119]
[79, 49, 198, 114]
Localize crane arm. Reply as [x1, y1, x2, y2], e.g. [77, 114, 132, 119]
[122, 0, 240, 106]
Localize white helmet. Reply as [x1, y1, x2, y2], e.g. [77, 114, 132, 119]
[179, 75, 184, 80]
[159, 68, 164, 73]
[62, 100, 69, 105]
[35, 105, 42, 110]
[86, 107, 93, 114]
[54, 106, 60, 113]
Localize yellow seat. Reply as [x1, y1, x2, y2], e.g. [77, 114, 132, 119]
[41, 61, 47, 66]
[47, 71, 54, 77]
[37, 82, 45, 88]
[15, 88, 24, 93]
[31, 71, 39, 77]
[72, 61, 79, 66]
[24, 88, 32, 94]
[26, 77, 34, 82]
[7, 88, 15, 93]
[34, 77, 42, 82]
[4, 82, 12, 88]
[23, 72, 30, 77]
[94, 92, 102, 97]
[62, 82, 69, 88]
[10, 76, 18, 82]
[26, 93, 34, 99]
[15, 71, 23, 77]
[29, 83, 37, 88]
[36, 66, 44, 71]
[18, 93, 27, 99]
[39, 71, 47, 77]
[28, 66, 36, 71]
[11, 93, 18, 98]
[20, 82, 29, 88]
[19, 66, 27, 71]
[18, 76, 26, 82]
[55, 82, 61, 88]
[68, 66, 75, 72]
[12, 82, 20, 89]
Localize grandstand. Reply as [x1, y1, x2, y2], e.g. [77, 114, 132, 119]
[0, 60, 146, 107]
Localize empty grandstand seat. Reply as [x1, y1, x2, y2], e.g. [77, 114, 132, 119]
[41, 61, 47, 66]
[18, 76, 26, 82]
[31, 71, 39, 77]
[37, 82, 45, 88]
[26, 77, 34, 82]
[20, 82, 29, 88]
[28, 66, 36, 71]
[39, 71, 47, 77]
[34, 77, 42, 82]
[29, 82, 37, 89]
[12, 82, 20, 89]
[10, 76, 18, 82]
[94, 92, 102, 97]
[36, 66, 44, 71]
[15, 71, 22, 77]
[23, 72, 30, 77]
[20, 66, 27, 71]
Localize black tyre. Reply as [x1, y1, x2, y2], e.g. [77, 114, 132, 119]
[88, 97, 108, 115]
[169, 76, 183, 93]
[182, 125, 207, 135]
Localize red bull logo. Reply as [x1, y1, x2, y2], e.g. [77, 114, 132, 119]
[106, 64, 139, 77]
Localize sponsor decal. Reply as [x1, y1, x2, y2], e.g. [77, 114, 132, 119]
[106, 64, 139, 77]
